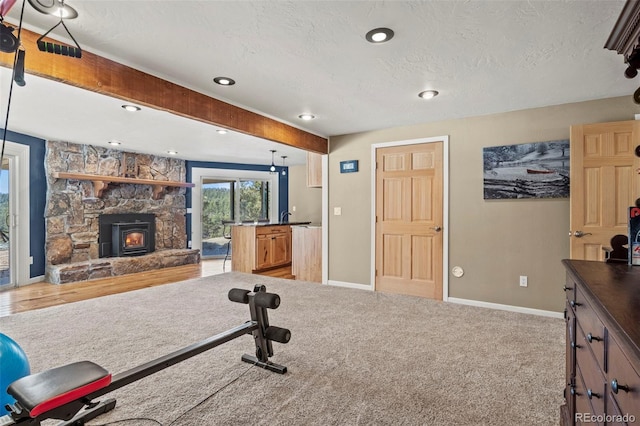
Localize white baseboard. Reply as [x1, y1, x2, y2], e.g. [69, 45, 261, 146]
[327, 280, 374, 291]
[447, 297, 564, 319]
[324, 281, 563, 318]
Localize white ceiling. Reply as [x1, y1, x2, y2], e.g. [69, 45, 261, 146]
[1, 0, 637, 166]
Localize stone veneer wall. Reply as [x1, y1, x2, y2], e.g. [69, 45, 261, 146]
[45, 141, 199, 283]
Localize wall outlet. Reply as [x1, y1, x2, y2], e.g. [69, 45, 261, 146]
[334, 207, 342, 216]
[519, 275, 528, 287]
[292, 205, 296, 212]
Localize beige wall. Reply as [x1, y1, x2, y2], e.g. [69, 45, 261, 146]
[288, 164, 322, 225]
[328, 96, 640, 312]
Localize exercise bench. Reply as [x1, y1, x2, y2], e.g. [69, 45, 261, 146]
[0, 285, 290, 426]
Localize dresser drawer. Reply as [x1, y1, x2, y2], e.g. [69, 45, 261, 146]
[608, 334, 640, 421]
[574, 364, 603, 425]
[574, 323, 606, 418]
[573, 290, 606, 372]
[565, 273, 577, 304]
[607, 393, 634, 426]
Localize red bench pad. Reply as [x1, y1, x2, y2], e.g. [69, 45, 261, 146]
[7, 361, 111, 418]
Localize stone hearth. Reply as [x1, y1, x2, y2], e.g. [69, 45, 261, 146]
[45, 141, 199, 284]
[47, 249, 200, 284]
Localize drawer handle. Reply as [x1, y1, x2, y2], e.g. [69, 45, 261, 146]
[587, 389, 600, 399]
[570, 386, 579, 396]
[570, 300, 582, 308]
[563, 286, 573, 292]
[586, 333, 602, 343]
[570, 341, 581, 349]
[611, 379, 630, 394]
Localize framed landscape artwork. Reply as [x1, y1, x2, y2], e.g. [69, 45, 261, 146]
[483, 139, 570, 200]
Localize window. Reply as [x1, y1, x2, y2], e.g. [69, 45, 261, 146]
[238, 179, 270, 222]
[200, 177, 271, 258]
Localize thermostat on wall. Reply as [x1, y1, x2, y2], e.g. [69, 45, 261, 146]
[452, 266, 464, 278]
[340, 160, 358, 173]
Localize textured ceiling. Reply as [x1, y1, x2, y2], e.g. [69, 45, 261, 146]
[1, 0, 637, 165]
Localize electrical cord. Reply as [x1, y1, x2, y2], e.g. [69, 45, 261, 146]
[167, 364, 255, 426]
[92, 364, 255, 426]
[95, 417, 162, 426]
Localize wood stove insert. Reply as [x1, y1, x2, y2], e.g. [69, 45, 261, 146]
[99, 213, 156, 258]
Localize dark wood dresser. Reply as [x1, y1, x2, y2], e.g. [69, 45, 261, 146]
[561, 260, 640, 425]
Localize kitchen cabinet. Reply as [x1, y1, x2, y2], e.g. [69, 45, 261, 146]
[291, 225, 322, 282]
[231, 224, 292, 273]
[256, 226, 291, 270]
[307, 152, 322, 187]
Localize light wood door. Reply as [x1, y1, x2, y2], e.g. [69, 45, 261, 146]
[570, 121, 640, 260]
[375, 142, 443, 299]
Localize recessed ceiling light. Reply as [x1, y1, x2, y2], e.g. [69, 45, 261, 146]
[418, 90, 439, 99]
[122, 105, 141, 112]
[213, 77, 236, 86]
[298, 113, 316, 121]
[27, 0, 79, 19]
[216, 129, 228, 134]
[365, 28, 394, 43]
[167, 150, 178, 155]
[108, 140, 122, 146]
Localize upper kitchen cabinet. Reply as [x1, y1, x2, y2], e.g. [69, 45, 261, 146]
[307, 152, 322, 187]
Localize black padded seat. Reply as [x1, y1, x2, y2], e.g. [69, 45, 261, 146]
[7, 361, 111, 418]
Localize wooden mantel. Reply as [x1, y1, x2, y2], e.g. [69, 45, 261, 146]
[0, 27, 328, 154]
[51, 172, 195, 200]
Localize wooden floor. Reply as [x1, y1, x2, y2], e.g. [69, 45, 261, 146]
[0, 259, 226, 318]
[0, 260, 294, 318]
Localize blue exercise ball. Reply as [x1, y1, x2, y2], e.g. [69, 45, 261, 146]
[0, 333, 30, 416]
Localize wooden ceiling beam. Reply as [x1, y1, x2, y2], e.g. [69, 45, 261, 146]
[0, 27, 328, 154]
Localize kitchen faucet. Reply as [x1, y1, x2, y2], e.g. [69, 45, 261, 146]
[280, 211, 292, 222]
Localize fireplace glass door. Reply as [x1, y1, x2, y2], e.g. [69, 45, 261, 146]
[124, 231, 146, 249]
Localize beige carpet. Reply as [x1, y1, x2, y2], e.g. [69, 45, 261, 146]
[0, 273, 565, 425]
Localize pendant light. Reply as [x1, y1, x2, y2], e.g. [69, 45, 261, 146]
[281, 156, 287, 176]
[269, 150, 277, 174]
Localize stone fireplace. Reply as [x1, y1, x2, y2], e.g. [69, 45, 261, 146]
[45, 141, 199, 284]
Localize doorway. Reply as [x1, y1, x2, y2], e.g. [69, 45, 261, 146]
[0, 157, 10, 288]
[570, 120, 640, 259]
[372, 137, 449, 300]
[0, 140, 29, 289]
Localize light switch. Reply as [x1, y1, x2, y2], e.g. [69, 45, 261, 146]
[334, 207, 342, 216]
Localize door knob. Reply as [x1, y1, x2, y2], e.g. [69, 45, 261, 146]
[432, 226, 442, 232]
[573, 231, 592, 238]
